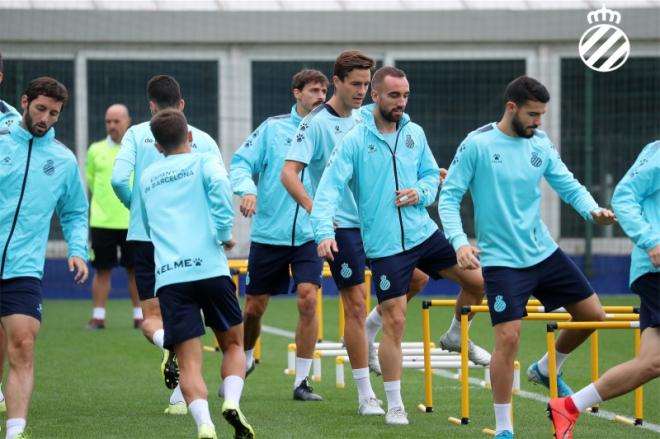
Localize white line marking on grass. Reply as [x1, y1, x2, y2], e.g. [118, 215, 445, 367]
[261, 324, 660, 434]
[261, 325, 295, 338]
[430, 368, 660, 434]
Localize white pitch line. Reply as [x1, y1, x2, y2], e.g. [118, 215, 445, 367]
[261, 324, 660, 433]
[430, 368, 660, 434]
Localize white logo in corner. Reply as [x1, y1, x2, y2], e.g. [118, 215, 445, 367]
[579, 5, 630, 73]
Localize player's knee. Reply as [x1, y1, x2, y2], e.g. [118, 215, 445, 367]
[297, 294, 316, 318]
[343, 297, 365, 320]
[495, 327, 520, 353]
[409, 272, 429, 295]
[8, 335, 35, 363]
[244, 297, 267, 319]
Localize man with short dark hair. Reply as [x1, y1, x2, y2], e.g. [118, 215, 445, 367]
[281, 50, 387, 410]
[0, 76, 89, 439]
[85, 103, 142, 330]
[440, 75, 616, 438]
[312, 66, 486, 425]
[228, 69, 328, 399]
[112, 75, 224, 415]
[140, 108, 254, 439]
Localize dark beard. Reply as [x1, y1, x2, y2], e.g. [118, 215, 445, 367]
[511, 113, 535, 139]
[380, 106, 403, 123]
[24, 111, 48, 137]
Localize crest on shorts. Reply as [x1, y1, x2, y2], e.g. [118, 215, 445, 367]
[245, 272, 250, 286]
[379, 275, 391, 291]
[340, 263, 352, 279]
[493, 295, 506, 313]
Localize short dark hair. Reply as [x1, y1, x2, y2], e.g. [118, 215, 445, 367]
[504, 76, 550, 106]
[147, 75, 182, 109]
[371, 66, 406, 91]
[150, 108, 188, 152]
[333, 50, 375, 81]
[24, 77, 68, 106]
[292, 69, 329, 92]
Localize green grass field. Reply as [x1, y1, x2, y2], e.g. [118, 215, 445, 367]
[23, 295, 659, 438]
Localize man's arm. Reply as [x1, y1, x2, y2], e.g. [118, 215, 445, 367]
[203, 156, 234, 245]
[229, 122, 267, 218]
[111, 128, 137, 208]
[281, 160, 313, 214]
[543, 144, 615, 225]
[612, 143, 660, 266]
[57, 160, 90, 283]
[310, 141, 354, 260]
[85, 144, 95, 194]
[439, 139, 480, 269]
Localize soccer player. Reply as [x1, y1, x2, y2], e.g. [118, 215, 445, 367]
[440, 75, 616, 439]
[311, 66, 487, 425]
[0, 51, 21, 414]
[140, 109, 253, 439]
[229, 70, 331, 402]
[0, 77, 88, 439]
[112, 75, 223, 415]
[548, 140, 659, 439]
[86, 103, 142, 330]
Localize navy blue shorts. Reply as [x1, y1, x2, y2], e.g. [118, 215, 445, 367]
[483, 248, 595, 326]
[631, 272, 659, 332]
[328, 228, 366, 290]
[90, 227, 134, 269]
[132, 240, 156, 301]
[0, 277, 43, 321]
[245, 240, 323, 295]
[157, 276, 243, 350]
[368, 230, 457, 303]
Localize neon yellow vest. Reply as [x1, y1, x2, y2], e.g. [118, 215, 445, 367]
[86, 137, 130, 229]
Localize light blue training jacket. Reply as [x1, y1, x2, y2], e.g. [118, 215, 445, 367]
[612, 141, 660, 285]
[112, 120, 222, 242]
[0, 100, 20, 130]
[139, 152, 233, 292]
[311, 106, 440, 259]
[285, 103, 362, 228]
[230, 105, 314, 246]
[0, 123, 88, 279]
[440, 122, 601, 268]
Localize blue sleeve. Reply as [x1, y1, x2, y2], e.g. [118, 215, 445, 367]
[543, 146, 599, 222]
[286, 115, 316, 166]
[56, 161, 89, 260]
[413, 130, 440, 206]
[196, 131, 225, 168]
[203, 156, 234, 243]
[112, 127, 136, 208]
[439, 139, 475, 251]
[612, 146, 660, 252]
[310, 139, 354, 243]
[229, 122, 268, 196]
[138, 175, 151, 239]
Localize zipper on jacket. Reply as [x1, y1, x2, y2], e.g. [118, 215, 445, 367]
[1, 138, 34, 278]
[383, 122, 409, 252]
[291, 168, 305, 246]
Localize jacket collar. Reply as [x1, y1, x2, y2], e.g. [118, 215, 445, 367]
[291, 104, 303, 126]
[10, 122, 56, 147]
[359, 104, 410, 141]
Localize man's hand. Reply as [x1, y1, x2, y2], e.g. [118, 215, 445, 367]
[395, 188, 419, 207]
[68, 256, 88, 284]
[440, 168, 448, 185]
[317, 239, 338, 262]
[591, 208, 617, 225]
[456, 245, 481, 270]
[239, 195, 256, 218]
[648, 244, 660, 268]
[222, 239, 236, 251]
